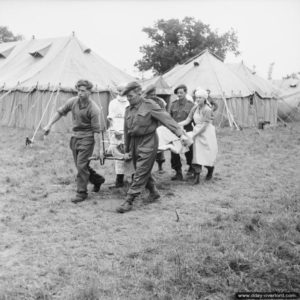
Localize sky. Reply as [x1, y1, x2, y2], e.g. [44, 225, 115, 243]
[0, 0, 300, 79]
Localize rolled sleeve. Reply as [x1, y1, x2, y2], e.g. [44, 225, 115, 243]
[57, 97, 75, 116]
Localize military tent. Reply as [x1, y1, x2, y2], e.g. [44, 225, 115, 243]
[163, 49, 278, 128]
[227, 61, 279, 125]
[0, 34, 134, 132]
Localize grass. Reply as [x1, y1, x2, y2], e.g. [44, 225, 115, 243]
[0, 123, 300, 299]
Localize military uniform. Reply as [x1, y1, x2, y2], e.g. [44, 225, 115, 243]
[124, 98, 183, 196]
[169, 97, 195, 173]
[57, 96, 104, 196]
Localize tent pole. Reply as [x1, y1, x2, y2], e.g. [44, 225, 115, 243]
[216, 100, 225, 128]
[206, 54, 239, 129]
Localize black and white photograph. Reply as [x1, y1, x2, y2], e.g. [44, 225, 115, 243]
[0, 0, 299, 299]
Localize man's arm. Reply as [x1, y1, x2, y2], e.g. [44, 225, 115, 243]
[150, 103, 183, 138]
[91, 132, 104, 162]
[178, 105, 196, 127]
[123, 112, 130, 153]
[43, 112, 62, 135]
[44, 97, 74, 135]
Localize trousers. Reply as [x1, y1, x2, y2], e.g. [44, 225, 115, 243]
[127, 133, 158, 196]
[70, 136, 94, 193]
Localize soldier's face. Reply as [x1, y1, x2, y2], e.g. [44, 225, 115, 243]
[77, 86, 90, 100]
[127, 89, 141, 105]
[177, 89, 186, 100]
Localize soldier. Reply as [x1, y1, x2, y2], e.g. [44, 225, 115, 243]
[143, 84, 167, 173]
[43, 79, 105, 203]
[169, 84, 195, 180]
[107, 84, 129, 188]
[116, 81, 188, 213]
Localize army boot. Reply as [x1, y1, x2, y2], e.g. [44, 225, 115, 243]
[186, 165, 195, 176]
[116, 194, 135, 213]
[147, 185, 161, 202]
[193, 173, 200, 185]
[171, 169, 183, 181]
[71, 192, 88, 203]
[205, 167, 214, 181]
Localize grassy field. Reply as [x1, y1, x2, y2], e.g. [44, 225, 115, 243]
[0, 123, 300, 300]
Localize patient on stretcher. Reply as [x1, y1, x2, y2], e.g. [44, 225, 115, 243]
[157, 126, 193, 154]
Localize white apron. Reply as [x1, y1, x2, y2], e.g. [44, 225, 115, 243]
[192, 106, 218, 167]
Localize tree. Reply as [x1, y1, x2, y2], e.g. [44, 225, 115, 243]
[135, 17, 240, 75]
[0, 26, 23, 43]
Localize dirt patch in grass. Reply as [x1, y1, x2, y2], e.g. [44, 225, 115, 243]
[0, 123, 300, 299]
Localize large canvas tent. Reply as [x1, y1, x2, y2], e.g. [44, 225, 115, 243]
[163, 50, 278, 127]
[0, 35, 134, 132]
[227, 61, 279, 125]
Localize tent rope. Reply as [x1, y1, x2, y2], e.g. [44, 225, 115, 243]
[47, 83, 61, 132]
[30, 86, 58, 143]
[19, 86, 48, 125]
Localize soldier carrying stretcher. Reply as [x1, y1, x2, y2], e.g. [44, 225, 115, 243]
[116, 81, 189, 213]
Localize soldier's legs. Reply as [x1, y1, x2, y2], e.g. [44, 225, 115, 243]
[70, 137, 94, 196]
[185, 145, 194, 169]
[156, 151, 165, 171]
[171, 152, 182, 171]
[127, 149, 157, 196]
[192, 164, 202, 185]
[145, 175, 160, 201]
[171, 152, 183, 180]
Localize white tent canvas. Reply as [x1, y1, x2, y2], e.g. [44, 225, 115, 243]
[0, 35, 134, 132]
[163, 50, 278, 127]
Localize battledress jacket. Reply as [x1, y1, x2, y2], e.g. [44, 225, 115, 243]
[124, 98, 183, 155]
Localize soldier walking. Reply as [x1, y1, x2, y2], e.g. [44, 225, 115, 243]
[116, 82, 188, 213]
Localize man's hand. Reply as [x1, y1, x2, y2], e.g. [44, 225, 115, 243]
[43, 124, 52, 136]
[90, 149, 105, 165]
[180, 134, 189, 147]
[123, 152, 132, 161]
